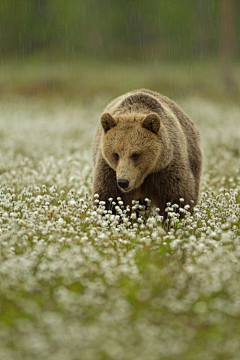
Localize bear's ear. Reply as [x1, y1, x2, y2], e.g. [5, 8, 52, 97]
[101, 113, 117, 133]
[142, 113, 161, 134]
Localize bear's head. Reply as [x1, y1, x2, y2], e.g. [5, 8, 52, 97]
[100, 112, 164, 192]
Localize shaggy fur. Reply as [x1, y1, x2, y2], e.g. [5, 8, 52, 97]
[92, 89, 203, 215]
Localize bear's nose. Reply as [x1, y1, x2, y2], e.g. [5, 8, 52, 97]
[117, 178, 129, 189]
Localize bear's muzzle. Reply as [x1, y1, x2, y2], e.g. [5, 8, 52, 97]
[117, 178, 129, 190]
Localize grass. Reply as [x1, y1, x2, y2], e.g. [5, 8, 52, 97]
[0, 60, 240, 359]
[1, 55, 240, 102]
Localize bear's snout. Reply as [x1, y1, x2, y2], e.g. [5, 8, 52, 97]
[117, 178, 129, 190]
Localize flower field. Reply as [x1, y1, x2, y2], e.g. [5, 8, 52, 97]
[0, 96, 240, 360]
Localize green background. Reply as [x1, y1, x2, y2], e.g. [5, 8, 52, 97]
[0, 0, 239, 100]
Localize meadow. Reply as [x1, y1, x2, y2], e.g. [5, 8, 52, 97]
[0, 63, 240, 359]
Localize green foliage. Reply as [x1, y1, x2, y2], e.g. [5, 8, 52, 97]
[0, 0, 238, 61]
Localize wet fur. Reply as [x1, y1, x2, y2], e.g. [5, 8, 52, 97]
[92, 89, 203, 215]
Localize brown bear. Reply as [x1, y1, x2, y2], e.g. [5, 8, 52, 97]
[92, 89, 202, 216]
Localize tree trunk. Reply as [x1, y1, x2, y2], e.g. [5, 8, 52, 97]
[219, 0, 236, 93]
[193, 0, 209, 58]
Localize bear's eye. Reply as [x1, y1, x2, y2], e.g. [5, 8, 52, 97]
[131, 153, 140, 161]
[113, 153, 119, 161]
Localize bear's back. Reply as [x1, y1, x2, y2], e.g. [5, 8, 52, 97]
[106, 89, 197, 138]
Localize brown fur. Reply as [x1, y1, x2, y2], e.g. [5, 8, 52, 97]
[92, 89, 203, 215]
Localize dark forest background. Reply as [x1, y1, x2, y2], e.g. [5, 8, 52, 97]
[0, 0, 239, 99]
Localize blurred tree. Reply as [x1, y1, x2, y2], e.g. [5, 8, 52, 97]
[219, 0, 236, 93]
[0, 1, 31, 54]
[193, 0, 212, 58]
[0, 0, 239, 64]
[0, 0, 54, 55]
[194, 0, 208, 57]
